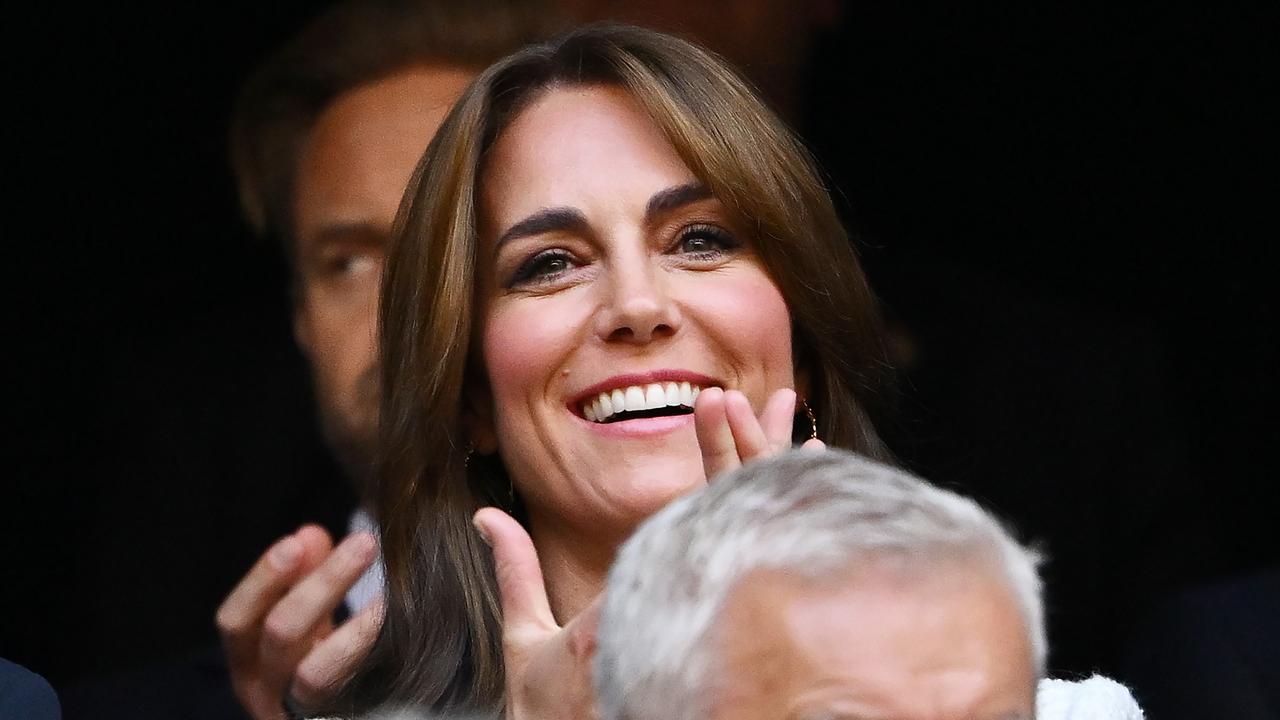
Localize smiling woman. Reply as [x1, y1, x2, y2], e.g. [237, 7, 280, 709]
[475, 85, 801, 577]
[337, 24, 895, 715]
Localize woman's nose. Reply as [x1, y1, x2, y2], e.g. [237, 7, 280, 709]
[594, 264, 682, 345]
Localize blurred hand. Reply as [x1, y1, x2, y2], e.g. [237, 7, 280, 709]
[695, 387, 824, 480]
[215, 524, 383, 720]
[473, 508, 601, 720]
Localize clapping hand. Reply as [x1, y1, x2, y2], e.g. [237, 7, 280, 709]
[472, 508, 602, 720]
[473, 386, 813, 719]
[695, 387, 824, 479]
[216, 525, 383, 719]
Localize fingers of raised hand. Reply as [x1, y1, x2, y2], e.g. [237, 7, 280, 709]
[290, 595, 385, 711]
[758, 388, 798, 454]
[800, 437, 827, 452]
[473, 508, 558, 636]
[216, 525, 335, 668]
[694, 387, 739, 480]
[259, 531, 378, 665]
[723, 389, 772, 461]
[697, 387, 799, 481]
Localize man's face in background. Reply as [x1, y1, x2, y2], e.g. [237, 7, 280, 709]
[290, 66, 474, 481]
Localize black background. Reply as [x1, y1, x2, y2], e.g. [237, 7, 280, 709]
[6, 0, 1275, 700]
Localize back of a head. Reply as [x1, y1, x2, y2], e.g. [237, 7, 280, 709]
[230, 0, 559, 257]
[595, 449, 1045, 720]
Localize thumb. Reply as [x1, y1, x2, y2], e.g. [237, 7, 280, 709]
[473, 507, 558, 633]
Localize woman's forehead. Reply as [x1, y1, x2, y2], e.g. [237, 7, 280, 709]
[478, 85, 699, 231]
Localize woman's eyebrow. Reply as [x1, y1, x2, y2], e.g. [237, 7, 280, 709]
[644, 181, 712, 224]
[494, 182, 711, 251]
[495, 207, 589, 251]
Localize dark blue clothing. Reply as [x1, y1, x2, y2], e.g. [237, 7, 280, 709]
[0, 657, 61, 720]
[1124, 567, 1280, 720]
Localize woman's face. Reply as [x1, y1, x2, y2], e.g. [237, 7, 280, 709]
[474, 85, 795, 537]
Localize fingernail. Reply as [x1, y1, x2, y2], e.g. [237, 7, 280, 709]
[472, 517, 492, 547]
[269, 536, 301, 571]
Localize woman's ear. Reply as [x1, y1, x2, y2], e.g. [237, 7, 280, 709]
[463, 379, 499, 454]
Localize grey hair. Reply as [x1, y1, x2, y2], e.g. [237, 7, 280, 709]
[594, 448, 1045, 720]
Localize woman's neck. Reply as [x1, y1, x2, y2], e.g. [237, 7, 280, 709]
[526, 517, 620, 624]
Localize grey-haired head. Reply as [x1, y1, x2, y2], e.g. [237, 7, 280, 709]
[596, 448, 1045, 720]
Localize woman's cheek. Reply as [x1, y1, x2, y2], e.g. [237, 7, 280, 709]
[481, 297, 581, 415]
[690, 269, 794, 376]
[483, 304, 538, 406]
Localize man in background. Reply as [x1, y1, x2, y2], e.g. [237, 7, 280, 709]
[59, 2, 549, 719]
[215, 1, 552, 717]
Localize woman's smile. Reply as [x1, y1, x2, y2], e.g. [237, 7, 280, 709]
[572, 370, 718, 422]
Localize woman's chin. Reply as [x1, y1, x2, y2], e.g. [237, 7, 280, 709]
[598, 460, 707, 531]
[532, 460, 705, 542]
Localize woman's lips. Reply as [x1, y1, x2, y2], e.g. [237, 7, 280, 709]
[576, 411, 696, 438]
[581, 381, 704, 423]
[570, 370, 721, 421]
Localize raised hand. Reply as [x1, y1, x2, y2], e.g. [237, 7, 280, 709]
[215, 524, 383, 719]
[694, 387, 824, 481]
[473, 508, 601, 720]
[470, 387, 820, 720]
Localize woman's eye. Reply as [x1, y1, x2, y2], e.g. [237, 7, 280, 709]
[510, 249, 577, 286]
[676, 224, 739, 259]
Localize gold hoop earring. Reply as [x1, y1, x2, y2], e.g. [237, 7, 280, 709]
[801, 398, 818, 441]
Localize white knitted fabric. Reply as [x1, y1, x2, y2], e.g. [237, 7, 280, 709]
[1037, 675, 1145, 720]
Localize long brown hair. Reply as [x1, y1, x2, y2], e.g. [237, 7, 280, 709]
[341, 23, 895, 714]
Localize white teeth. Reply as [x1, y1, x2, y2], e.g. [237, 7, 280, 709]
[644, 383, 665, 410]
[625, 386, 646, 412]
[664, 382, 680, 406]
[582, 382, 709, 423]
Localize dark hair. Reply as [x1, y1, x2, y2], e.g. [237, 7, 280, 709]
[229, 0, 557, 262]
[341, 23, 895, 715]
